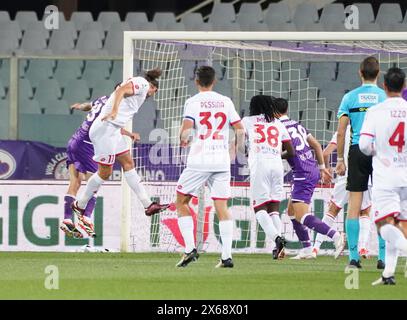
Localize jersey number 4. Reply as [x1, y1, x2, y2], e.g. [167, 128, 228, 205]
[199, 112, 227, 140]
[389, 122, 405, 153]
[254, 124, 279, 147]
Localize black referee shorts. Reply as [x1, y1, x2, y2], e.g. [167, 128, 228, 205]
[346, 144, 372, 192]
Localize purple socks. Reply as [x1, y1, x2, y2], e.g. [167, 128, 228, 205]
[64, 195, 75, 219]
[302, 214, 336, 238]
[64, 195, 96, 220]
[290, 217, 311, 248]
[84, 196, 97, 218]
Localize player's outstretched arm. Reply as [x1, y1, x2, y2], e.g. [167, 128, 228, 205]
[323, 139, 337, 176]
[120, 128, 141, 143]
[307, 134, 332, 184]
[335, 116, 349, 176]
[102, 82, 133, 121]
[70, 102, 92, 112]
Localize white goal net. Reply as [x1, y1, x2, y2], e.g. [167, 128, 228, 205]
[122, 32, 407, 256]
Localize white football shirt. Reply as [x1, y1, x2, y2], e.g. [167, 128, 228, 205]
[183, 90, 241, 172]
[242, 115, 290, 166]
[101, 77, 150, 127]
[360, 97, 407, 188]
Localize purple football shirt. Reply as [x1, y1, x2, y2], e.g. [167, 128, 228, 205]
[403, 89, 407, 101]
[71, 95, 109, 143]
[279, 115, 318, 178]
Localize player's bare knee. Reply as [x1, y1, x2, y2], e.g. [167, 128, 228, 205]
[98, 166, 112, 180]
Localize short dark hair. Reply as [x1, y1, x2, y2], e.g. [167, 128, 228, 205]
[384, 67, 406, 93]
[360, 56, 380, 81]
[144, 68, 162, 89]
[195, 66, 215, 87]
[274, 97, 289, 115]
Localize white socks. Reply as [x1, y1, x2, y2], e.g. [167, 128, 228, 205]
[359, 215, 371, 249]
[269, 212, 282, 234]
[314, 214, 335, 250]
[124, 169, 152, 208]
[219, 220, 233, 260]
[178, 216, 195, 253]
[77, 173, 105, 209]
[256, 210, 280, 241]
[380, 224, 407, 277]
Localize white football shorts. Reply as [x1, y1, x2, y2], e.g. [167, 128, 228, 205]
[330, 176, 371, 211]
[372, 187, 407, 223]
[89, 117, 129, 166]
[176, 168, 231, 200]
[249, 160, 284, 209]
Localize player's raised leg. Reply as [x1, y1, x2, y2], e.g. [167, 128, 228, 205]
[117, 151, 169, 216]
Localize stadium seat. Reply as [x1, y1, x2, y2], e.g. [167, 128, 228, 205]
[83, 60, 111, 81]
[237, 3, 263, 23]
[264, 3, 292, 25]
[97, 11, 121, 31]
[209, 2, 236, 24]
[345, 3, 374, 25]
[34, 79, 62, 102]
[153, 12, 177, 30]
[63, 79, 90, 104]
[320, 3, 345, 29]
[0, 59, 10, 86]
[80, 21, 105, 42]
[166, 22, 186, 31]
[18, 78, 34, 100]
[0, 31, 19, 55]
[129, 21, 158, 31]
[309, 62, 337, 86]
[110, 60, 123, 83]
[53, 60, 83, 87]
[19, 30, 50, 55]
[266, 21, 296, 31]
[56, 21, 78, 40]
[48, 30, 77, 55]
[125, 12, 148, 29]
[0, 11, 10, 22]
[293, 3, 320, 31]
[336, 62, 361, 85]
[0, 21, 22, 40]
[376, 3, 403, 25]
[71, 11, 94, 31]
[215, 79, 233, 97]
[280, 61, 309, 82]
[104, 30, 124, 55]
[181, 13, 204, 30]
[107, 21, 129, 33]
[26, 21, 50, 40]
[75, 30, 104, 55]
[90, 79, 115, 100]
[24, 59, 55, 85]
[237, 15, 268, 31]
[19, 98, 41, 114]
[212, 21, 240, 31]
[15, 11, 39, 31]
[41, 99, 70, 115]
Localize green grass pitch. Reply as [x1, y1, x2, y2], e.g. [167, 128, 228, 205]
[0, 252, 406, 299]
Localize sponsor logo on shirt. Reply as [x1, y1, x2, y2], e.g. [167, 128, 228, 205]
[358, 94, 378, 104]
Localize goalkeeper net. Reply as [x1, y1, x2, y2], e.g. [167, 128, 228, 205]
[124, 32, 407, 256]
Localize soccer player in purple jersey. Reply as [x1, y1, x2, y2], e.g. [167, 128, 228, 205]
[274, 98, 346, 259]
[61, 95, 140, 238]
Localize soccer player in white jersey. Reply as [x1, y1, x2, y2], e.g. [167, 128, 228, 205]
[313, 127, 386, 267]
[175, 66, 245, 268]
[72, 69, 169, 230]
[359, 67, 407, 285]
[242, 95, 295, 259]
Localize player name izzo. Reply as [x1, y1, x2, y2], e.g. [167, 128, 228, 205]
[200, 101, 225, 108]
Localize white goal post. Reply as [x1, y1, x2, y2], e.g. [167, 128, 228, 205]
[121, 31, 407, 253]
